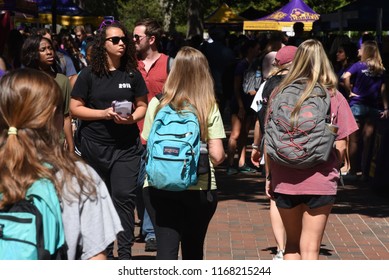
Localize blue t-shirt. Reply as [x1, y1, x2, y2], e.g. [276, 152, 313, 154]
[347, 61, 385, 107]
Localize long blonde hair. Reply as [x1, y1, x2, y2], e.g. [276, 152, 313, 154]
[361, 40, 385, 76]
[274, 39, 338, 127]
[0, 69, 94, 208]
[157, 46, 217, 141]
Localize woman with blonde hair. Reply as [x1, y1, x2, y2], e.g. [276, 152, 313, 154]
[264, 39, 358, 260]
[0, 69, 122, 259]
[142, 46, 226, 259]
[342, 40, 388, 179]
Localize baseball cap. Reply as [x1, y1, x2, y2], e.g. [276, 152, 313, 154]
[275, 45, 298, 65]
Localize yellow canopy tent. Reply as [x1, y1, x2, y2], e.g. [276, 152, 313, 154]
[204, 3, 246, 30]
[243, 0, 319, 32]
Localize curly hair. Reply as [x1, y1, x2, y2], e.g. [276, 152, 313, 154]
[90, 21, 137, 77]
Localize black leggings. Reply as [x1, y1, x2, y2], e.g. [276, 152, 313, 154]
[143, 187, 217, 260]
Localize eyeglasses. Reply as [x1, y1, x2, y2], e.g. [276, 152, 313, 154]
[99, 19, 119, 30]
[106, 36, 129, 45]
[133, 34, 147, 42]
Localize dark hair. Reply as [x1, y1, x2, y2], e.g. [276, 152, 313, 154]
[21, 35, 59, 73]
[208, 26, 227, 42]
[85, 40, 95, 52]
[91, 21, 137, 77]
[293, 22, 304, 33]
[5, 29, 24, 69]
[84, 23, 94, 35]
[240, 39, 259, 57]
[135, 18, 163, 44]
[339, 42, 358, 65]
[34, 27, 51, 37]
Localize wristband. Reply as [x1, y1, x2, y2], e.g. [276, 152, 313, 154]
[251, 143, 259, 150]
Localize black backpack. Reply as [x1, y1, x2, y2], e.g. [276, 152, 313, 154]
[257, 73, 285, 134]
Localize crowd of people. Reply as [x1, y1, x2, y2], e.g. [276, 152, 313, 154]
[0, 19, 388, 260]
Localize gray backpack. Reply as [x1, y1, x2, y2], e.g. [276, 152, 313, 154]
[265, 79, 337, 169]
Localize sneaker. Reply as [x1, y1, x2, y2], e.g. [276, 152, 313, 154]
[226, 167, 238, 175]
[145, 238, 157, 252]
[273, 250, 284, 260]
[238, 164, 257, 173]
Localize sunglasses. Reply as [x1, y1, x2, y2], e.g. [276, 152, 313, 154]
[133, 34, 147, 42]
[106, 36, 129, 45]
[99, 19, 119, 30]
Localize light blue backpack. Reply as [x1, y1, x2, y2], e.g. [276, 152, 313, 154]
[146, 105, 201, 191]
[0, 179, 66, 260]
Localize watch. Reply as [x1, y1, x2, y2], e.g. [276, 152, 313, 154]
[251, 143, 259, 150]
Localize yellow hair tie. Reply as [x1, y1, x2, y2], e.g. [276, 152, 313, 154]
[8, 127, 18, 135]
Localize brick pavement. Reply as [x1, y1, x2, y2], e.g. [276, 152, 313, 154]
[132, 167, 389, 260]
[132, 119, 389, 260]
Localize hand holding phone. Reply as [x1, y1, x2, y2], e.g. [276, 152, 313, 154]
[112, 100, 133, 116]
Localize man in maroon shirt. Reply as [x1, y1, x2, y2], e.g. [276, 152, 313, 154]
[134, 18, 172, 253]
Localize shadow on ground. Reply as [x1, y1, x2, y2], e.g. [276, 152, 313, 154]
[215, 164, 389, 218]
[333, 179, 389, 217]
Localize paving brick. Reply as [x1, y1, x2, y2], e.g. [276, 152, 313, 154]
[132, 123, 389, 260]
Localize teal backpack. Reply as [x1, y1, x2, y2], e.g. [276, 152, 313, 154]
[146, 104, 201, 191]
[0, 179, 67, 260]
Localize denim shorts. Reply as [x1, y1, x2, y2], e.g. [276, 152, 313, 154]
[350, 104, 380, 120]
[274, 193, 336, 209]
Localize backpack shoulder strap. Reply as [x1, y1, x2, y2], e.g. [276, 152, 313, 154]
[26, 179, 60, 214]
[26, 179, 66, 257]
[167, 56, 174, 74]
[155, 92, 163, 101]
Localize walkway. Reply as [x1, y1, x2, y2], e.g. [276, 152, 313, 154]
[132, 117, 389, 260]
[132, 167, 389, 260]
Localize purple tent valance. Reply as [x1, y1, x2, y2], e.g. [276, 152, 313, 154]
[244, 0, 320, 31]
[259, 0, 319, 22]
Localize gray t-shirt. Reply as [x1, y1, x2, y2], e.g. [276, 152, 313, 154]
[58, 162, 123, 260]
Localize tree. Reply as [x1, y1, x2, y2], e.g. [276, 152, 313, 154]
[116, 0, 163, 30]
[307, 0, 352, 14]
[75, 0, 355, 37]
[187, 0, 204, 38]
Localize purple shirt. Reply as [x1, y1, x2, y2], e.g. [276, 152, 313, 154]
[346, 61, 385, 107]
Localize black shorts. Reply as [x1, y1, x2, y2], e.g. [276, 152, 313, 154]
[274, 193, 336, 209]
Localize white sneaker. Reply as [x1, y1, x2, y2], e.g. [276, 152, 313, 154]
[273, 250, 284, 260]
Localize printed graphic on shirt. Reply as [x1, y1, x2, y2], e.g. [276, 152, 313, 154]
[119, 83, 132, 89]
